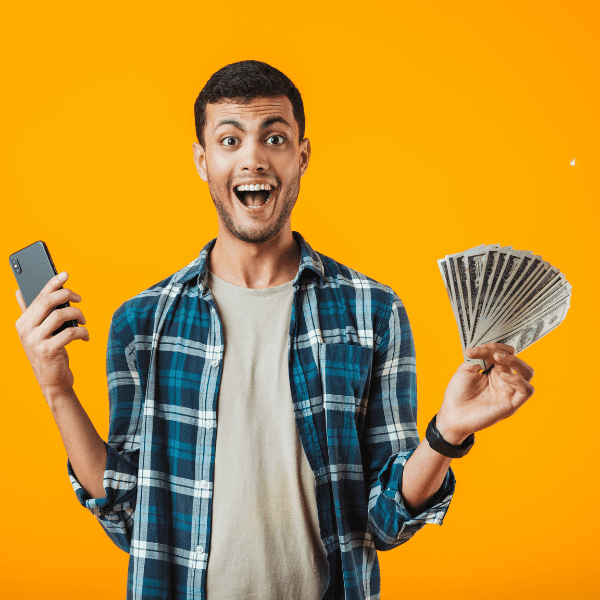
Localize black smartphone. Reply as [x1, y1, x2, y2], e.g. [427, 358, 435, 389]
[9, 240, 79, 336]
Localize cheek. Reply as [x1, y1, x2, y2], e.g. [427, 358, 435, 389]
[206, 166, 232, 192]
[279, 162, 300, 186]
[284, 170, 301, 192]
[206, 149, 233, 175]
[213, 155, 230, 170]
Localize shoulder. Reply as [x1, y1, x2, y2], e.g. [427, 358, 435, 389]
[313, 250, 411, 340]
[316, 250, 403, 311]
[109, 262, 194, 339]
[110, 240, 214, 334]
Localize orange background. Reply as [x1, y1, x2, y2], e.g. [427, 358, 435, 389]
[1, 1, 598, 598]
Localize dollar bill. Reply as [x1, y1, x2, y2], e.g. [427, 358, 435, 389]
[491, 296, 570, 353]
[438, 244, 571, 367]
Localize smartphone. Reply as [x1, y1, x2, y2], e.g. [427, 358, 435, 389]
[9, 241, 79, 336]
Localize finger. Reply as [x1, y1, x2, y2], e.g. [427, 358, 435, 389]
[466, 347, 511, 375]
[39, 306, 87, 339]
[457, 362, 482, 374]
[29, 287, 81, 329]
[15, 289, 26, 313]
[466, 345, 515, 365]
[481, 342, 516, 355]
[466, 343, 516, 357]
[39, 271, 70, 297]
[47, 323, 90, 349]
[493, 351, 534, 382]
[27, 270, 69, 309]
[499, 371, 535, 408]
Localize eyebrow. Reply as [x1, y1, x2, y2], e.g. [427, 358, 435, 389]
[213, 116, 293, 134]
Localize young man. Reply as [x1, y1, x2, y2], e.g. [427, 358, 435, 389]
[15, 60, 535, 600]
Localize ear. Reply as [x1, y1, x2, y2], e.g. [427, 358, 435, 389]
[192, 142, 208, 183]
[299, 138, 311, 178]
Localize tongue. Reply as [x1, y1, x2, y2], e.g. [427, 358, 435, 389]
[243, 191, 267, 207]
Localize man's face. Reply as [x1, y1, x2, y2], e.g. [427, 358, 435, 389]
[193, 96, 310, 244]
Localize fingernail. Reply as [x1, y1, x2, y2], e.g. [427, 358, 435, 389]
[74, 294, 82, 301]
[59, 272, 68, 280]
[495, 352, 506, 359]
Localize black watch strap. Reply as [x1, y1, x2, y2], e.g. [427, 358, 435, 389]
[426, 414, 475, 458]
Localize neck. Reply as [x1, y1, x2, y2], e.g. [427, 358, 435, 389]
[208, 228, 300, 289]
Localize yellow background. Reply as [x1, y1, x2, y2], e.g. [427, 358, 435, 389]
[1, 1, 598, 598]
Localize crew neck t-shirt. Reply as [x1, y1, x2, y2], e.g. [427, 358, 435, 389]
[205, 270, 329, 600]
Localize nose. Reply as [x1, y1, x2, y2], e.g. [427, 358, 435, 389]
[239, 137, 269, 172]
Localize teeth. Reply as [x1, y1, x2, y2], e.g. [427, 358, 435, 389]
[235, 183, 272, 191]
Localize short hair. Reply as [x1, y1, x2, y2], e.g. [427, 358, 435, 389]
[194, 60, 305, 149]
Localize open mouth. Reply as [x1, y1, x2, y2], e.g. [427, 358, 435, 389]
[233, 184, 275, 209]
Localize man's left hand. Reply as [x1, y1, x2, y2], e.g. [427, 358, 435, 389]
[435, 343, 535, 445]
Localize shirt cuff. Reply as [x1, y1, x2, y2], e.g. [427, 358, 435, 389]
[377, 447, 457, 525]
[67, 442, 138, 516]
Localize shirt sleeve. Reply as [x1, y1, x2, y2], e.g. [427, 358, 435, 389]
[67, 304, 141, 553]
[364, 291, 457, 552]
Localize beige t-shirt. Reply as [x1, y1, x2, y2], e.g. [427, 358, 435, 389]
[205, 270, 329, 600]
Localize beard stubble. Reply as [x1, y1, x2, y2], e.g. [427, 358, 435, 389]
[206, 170, 301, 244]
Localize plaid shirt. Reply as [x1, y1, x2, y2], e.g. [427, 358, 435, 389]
[68, 231, 456, 600]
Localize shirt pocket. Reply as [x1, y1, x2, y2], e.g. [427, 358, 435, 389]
[318, 343, 374, 429]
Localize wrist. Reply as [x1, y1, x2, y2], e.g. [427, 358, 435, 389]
[43, 386, 77, 412]
[435, 413, 470, 446]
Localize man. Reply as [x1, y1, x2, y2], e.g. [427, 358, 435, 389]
[15, 60, 535, 600]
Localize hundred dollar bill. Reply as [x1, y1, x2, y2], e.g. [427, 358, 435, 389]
[484, 272, 567, 340]
[438, 244, 571, 369]
[490, 296, 571, 354]
[437, 257, 464, 350]
[474, 254, 545, 346]
[466, 245, 499, 328]
[489, 281, 571, 340]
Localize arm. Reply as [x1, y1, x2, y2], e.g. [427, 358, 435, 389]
[66, 302, 142, 553]
[15, 272, 140, 552]
[364, 292, 456, 551]
[401, 342, 536, 516]
[400, 435, 456, 516]
[14, 271, 105, 497]
[47, 388, 107, 499]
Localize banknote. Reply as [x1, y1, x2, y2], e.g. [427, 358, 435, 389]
[438, 244, 571, 370]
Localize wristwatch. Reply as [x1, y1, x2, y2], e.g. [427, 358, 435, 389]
[426, 414, 475, 458]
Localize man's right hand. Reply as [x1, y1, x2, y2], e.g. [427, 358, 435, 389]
[15, 271, 89, 402]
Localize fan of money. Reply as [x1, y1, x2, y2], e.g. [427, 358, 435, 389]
[437, 244, 572, 370]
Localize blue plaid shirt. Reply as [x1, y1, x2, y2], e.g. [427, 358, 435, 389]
[68, 231, 456, 600]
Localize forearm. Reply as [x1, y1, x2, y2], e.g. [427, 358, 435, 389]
[46, 387, 107, 499]
[401, 419, 466, 515]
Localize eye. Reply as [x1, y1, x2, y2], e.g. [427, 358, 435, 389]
[222, 137, 238, 147]
[267, 135, 286, 145]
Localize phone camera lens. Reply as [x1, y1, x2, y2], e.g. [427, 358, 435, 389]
[12, 258, 22, 274]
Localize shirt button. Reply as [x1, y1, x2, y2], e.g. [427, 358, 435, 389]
[206, 422, 213, 429]
[196, 545, 204, 554]
[200, 480, 209, 489]
[211, 360, 219, 367]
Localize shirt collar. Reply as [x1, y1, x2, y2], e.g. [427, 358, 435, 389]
[174, 231, 324, 291]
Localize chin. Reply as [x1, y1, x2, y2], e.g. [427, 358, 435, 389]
[227, 223, 286, 244]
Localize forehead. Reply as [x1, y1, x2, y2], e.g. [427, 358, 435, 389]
[206, 96, 297, 133]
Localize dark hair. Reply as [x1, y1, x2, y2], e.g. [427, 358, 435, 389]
[194, 60, 305, 149]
